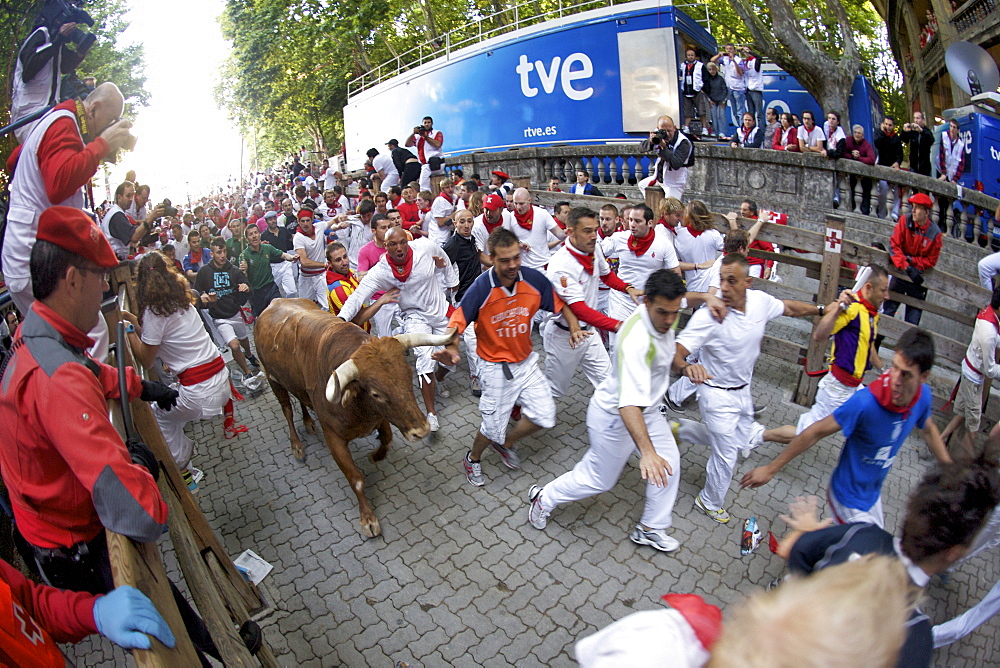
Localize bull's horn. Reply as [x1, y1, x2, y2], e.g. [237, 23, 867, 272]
[325, 359, 360, 403]
[394, 331, 455, 349]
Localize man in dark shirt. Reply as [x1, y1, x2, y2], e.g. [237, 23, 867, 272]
[388, 138, 421, 189]
[900, 111, 935, 177]
[774, 462, 1000, 668]
[194, 237, 264, 389]
[261, 209, 298, 297]
[442, 208, 485, 396]
[874, 116, 905, 219]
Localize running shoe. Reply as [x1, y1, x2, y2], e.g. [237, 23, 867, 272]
[630, 525, 681, 552]
[464, 451, 484, 486]
[246, 353, 261, 369]
[490, 441, 521, 470]
[742, 422, 765, 458]
[470, 376, 482, 398]
[695, 495, 730, 524]
[664, 394, 688, 414]
[181, 468, 199, 493]
[527, 485, 548, 530]
[188, 466, 205, 485]
[427, 412, 440, 432]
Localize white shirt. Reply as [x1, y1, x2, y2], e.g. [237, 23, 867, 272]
[547, 238, 611, 329]
[472, 210, 514, 253]
[303, 175, 317, 189]
[962, 317, 1000, 384]
[140, 305, 219, 374]
[510, 206, 560, 269]
[720, 55, 745, 91]
[799, 125, 825, 150]
[335, 195, 351, 216]
[825, 124, 847, 149]
[337, 238, 454, 322]
[372, 153, 396, 181]
[673, 227, 724, 293]
[676, 289, 785, 387]
[429, 194, 456, 247]
[323, 167, 339, 190]
[599, 230, 678, 290]
[293, 220, 330, 275]
[592, 305, 675, 415]
[336, 216, 372, 271]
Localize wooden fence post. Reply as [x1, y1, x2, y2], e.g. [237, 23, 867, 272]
[644, 186, 663, 216]
[793, 214, 845, 406]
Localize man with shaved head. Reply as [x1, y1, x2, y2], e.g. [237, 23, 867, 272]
[509, 187, 566, 270]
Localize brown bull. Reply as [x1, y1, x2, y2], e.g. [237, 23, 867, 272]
[255, 298, 453, 537]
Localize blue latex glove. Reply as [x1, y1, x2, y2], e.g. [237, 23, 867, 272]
[92, 586, 176, 650]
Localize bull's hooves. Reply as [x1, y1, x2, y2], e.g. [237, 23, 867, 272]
[361, 520, 382, 538]
[304, 423, 317, 435]
[292, 448, 306, 462]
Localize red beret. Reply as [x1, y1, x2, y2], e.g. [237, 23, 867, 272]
[297, 208, 314, 220]
[37, 206, 118, 268]
[491, 170, 510, 180]
[483, 194, 506, 211]
[908, 193, 934, 208]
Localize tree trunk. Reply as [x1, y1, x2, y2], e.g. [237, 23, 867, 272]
[419, 0, 438, 43]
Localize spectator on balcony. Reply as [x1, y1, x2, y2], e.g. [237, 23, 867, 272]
[711, 44, 745, 129]
[405, 116, 444, 191]
[773, 113, 800, 151]
[762, 107, 780, 150]
[843, 125, 876, 216]
[901, 111, 934, 177]
[548, 177, 563, 193]
[883, 193, 942, 326]
[740, 46, 766, 131]
[639, 116, 693, 200]
[937, 118, 966, 238]
[680, 49, 709, 136]
[822, 112, 848, 208]
[703, 62, 729, 139]
[797, 111, 825, 154]
[874, 116, 905, 220]
[730, 112, 763, 149]
[570, 169, 603, 197]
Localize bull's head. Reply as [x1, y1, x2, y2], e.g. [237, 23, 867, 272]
[325, 331, 456, 440]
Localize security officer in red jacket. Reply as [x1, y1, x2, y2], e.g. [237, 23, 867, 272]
[883, 193, 942, 326]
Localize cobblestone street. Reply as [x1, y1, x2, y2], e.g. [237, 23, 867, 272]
[70, 318, 1000, 666]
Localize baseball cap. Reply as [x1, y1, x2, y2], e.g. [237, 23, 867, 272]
[483, 194, 505, 211]
[37, 206, 118, 268]
[386, 139, 399, 147]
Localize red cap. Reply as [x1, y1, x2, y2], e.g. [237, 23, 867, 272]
[297, 208, 314, 220]
[483, 194, 505, 211]
[908, 193, 934, 208]
[37, 206, 118, 268]
[491, 170, 510, 180]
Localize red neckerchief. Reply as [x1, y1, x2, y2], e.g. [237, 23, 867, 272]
[125, 212, 138, 226]
[857, 294, 878, 316]
[598, 224, 619, 240]
[661, 594, 722, 652]
[628, 230, 655, 256]
[514, 207, 534, 230]
[883, 129, 896, 138]
[977, 305, 1000, 333]
[482, 214, 504, 234]
[387, 246, 415, 282]
[564, 239, 594, 275]
[32, 301, 94, 350]
[390, 196, 401, 208]
[686, 226, 705, 238]
[437, 192, 454, 205]
[554, 217, 567, 231]
[299, 227, 315, 240]
[326, 268, 354, 285]
[657, 218, 677, 235]
[868, 369, 922, 418]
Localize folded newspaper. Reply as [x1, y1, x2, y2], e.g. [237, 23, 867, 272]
[234, 549, 273, 585]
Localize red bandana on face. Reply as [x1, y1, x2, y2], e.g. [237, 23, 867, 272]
[387, 245, 414, 282]
[867, 369, 922, 418]
[628, 229, 655, 256]
[514, 206, 534, 230]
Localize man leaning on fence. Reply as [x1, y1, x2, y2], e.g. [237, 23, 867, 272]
[882, 193, 942, 326]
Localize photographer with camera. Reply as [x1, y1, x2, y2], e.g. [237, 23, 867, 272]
[10, 0, 97, 143]
[100, 181, 167, 260]
[405, 116, 444, 191]
[638, 115, 693, 200]
[4, 81, 136, 315]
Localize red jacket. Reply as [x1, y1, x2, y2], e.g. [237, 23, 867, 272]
[843, 136, 876, 165]
[0, 302, 167, 549]
[890, 213, 942, 272]
[773, 126, 799, 151]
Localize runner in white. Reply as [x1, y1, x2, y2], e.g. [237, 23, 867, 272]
[544, 207, 642, 398]
[599, 203, 680, 347]
[528, 270, 723, 552]
[292, 208, 330, 308]
[675, 253, 824, 524]
[472, 194, 513, 266]
[673, 200, 724, 293]
[428, 178, 457, 247]
[509, 188, 566, 270]
[337, 227, 459, 432]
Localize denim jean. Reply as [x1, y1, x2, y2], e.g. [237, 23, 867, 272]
[710, 101, 729, 137]
[746, 89, 765, 130]
[728, 89, 747, 126]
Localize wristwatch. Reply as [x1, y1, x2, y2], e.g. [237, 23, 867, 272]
[817, 304, 825, 317]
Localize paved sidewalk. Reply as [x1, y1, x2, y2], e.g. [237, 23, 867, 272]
[69, 321, 1000, 666]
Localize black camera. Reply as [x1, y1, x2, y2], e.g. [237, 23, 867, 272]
[650, 128, 670, 144]
[414, 126, 427, 136]
[38, 0, 96, 55]
[160, 198, 178, 218]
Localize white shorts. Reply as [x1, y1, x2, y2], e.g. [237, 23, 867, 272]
[401, 311, 453, 378]
[795, 372, 861, 434]
[214, 314, 248, 344]
[827, 487, 884, 528]
[478, 353, 556, 444]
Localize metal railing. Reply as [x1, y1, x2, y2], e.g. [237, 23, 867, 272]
[951, 0, 999, 34]
[347, 0, 711, 97]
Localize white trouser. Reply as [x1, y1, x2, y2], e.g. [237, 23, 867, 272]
[795, 372, 861, 433]
[876, 180, 901, 219]
[607, 291, 638, 351]
[637, 175, 685, 201]
[827, 486, 884, 528]
[419, 164, 443, 192]
[463, 326, 479, 379]
[402, 311, 453, 379]
[667, 363, 698, 406]
[153, 370, 230, 468]
[695, 384, 754, 510]
[272, 261, 298, 298]
[978, 252, 1000, 291]
[477, 352, 555, 444]
[371, 301, 400, 337]
[934, 579, 1000, 648]
[380, 172, 399, 192]
[597, 288, 610, 314]
[542, 323, 611, 398]
[541, 400, 681, 530]
[298, 272, 327, 309]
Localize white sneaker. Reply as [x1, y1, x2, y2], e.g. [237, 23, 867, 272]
[427, 412, 440, 432]
[630, 525, 681, 552]
[742, 422, 765, 458]
[701, 127, 709, 136]
[528, 485, 549, 529]
[682, 125, 691, 133]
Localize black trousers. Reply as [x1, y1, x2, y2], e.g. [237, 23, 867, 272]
[882, 276, 927, 325]
[848, 175, 873, 215]
[400, 162, 421, 188]
[250, 282, 281, 317]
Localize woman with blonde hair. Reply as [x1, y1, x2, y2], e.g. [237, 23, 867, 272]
[121, 251, 245, 490]
[468, 190, 486, 218]
[672, 200, 723, 293]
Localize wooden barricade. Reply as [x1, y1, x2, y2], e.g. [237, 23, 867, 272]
[104, 264, 278, 667]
